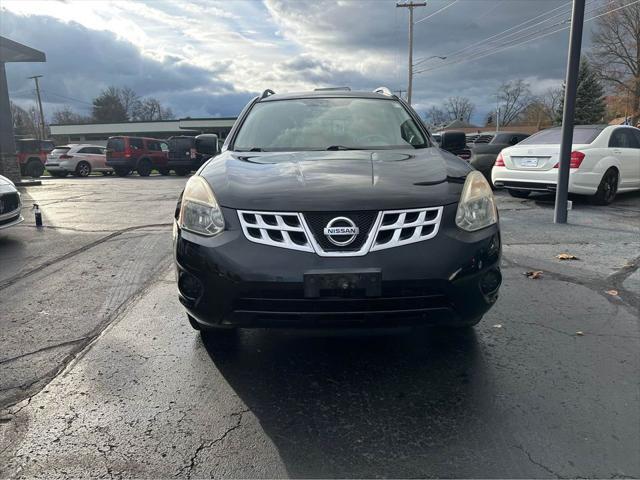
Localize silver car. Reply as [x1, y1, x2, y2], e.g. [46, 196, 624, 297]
[0, 175, 23, 231]
[46, 144, 111, 177]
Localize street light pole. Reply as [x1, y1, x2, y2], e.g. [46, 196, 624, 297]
[554, 0, 586, 224]
[396, 1, 426, 106]
[28, 75, 45, 140]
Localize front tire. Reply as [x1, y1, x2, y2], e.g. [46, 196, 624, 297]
[508, 189, 531, 199]
[175, 167, 190, 176]
[26, 159, 45, 178]
[592, 168, 618, 205]
[75, 161, 91, 177]
[137, 159, 152, 177]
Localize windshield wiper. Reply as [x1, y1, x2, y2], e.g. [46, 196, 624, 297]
[325, 145, 362, 151]
[236, 147, 264, 152]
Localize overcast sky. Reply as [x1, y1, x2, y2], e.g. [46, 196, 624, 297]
[1, 0, 604, 125]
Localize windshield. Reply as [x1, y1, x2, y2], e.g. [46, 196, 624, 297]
[234, 97, 429, 151]
[519, 127, 602, 145]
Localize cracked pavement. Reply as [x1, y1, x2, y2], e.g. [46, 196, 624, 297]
[0, 179, 638, 478]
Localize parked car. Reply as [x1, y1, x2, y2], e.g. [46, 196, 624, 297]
[470, 132, 530, 181]
[492, 125, 640, 204]
[105, 136, 169, 177]
[45, 144, 110, 178]
[174, 88, 501, 338]
[165, 135, 218, 175]
[0, 175, 23, 231]
[438, 131, 471, 160]
[16, 139, 55, 178]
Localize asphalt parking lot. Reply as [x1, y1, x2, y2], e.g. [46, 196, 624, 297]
[0, 176, 638, 478]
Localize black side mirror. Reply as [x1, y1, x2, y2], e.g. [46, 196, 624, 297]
[195, 134, 219, 156]
[439, 131, 466, 152]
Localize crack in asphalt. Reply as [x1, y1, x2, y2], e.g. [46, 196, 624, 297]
[174, 409, 250, 479]
[501, 256, 640, 313]
[0, 223, 172, 291]
[514, 444, 564, 478]
[0, 337, 88, 365]
[0, 261, 173, 412]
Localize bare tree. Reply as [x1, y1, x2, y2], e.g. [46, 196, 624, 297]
[591, 0, 640, 124]
[424, 106, 448, 127]
[133, 97, 174, 121]
[10, 101, 39, 137]
[118, 87, 141, 120]
[444, 96, 475, 123]
[497, 79, 534, 126]
[51, 106, 90, 125]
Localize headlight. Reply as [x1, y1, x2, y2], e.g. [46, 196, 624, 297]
[178, 176, 225, 236]
[455, 171, 498, 232]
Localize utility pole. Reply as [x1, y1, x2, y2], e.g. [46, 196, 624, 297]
[28, 75, 45, 140]
[554, 0, 585, 224]
[395, 89, 407, 100]
[396, 1, 426, 106]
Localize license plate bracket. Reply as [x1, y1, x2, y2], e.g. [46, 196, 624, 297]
[304, 268, 381, 298]
[519, 157, 539, 168]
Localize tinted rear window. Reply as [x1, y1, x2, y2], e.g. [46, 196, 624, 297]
[169, 138, 194, 150]
[51, 147, 71, 155]
[17, 141, 38, 153]
[519, 128, 602, 145]
[107, 138, 125, 151]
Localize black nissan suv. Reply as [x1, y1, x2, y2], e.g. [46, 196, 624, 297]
[173, 88, 501, 337]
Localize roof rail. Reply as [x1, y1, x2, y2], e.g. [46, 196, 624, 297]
[373, 86, 393, 96]
[260, 89, 276, 100]
[314, 86, 351, 91]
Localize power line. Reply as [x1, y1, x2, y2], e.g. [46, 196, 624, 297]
[415, 0, 629, 76]
[415, 0, 459, 24]
[413, 0, 578, 72]
[434, 1, 574, 62]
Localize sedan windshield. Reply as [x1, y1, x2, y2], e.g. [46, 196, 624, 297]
[234, 97, 430, 151]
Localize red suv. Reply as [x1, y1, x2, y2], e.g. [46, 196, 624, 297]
[16, 139, 56, 178]
[105, 136, 169, 177]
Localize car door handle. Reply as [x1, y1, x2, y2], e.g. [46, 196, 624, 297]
[613, 149, 623, 154]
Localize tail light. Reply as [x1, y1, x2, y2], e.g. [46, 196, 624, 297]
[124, 147, 132, 158]
[495, 152, 505, 167]
[553, 151, 585, 169]
[59, 154, 73, 159]
[190, 148, 197, 160]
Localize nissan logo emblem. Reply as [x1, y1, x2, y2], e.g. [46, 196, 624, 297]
[324, 217, 359, 246]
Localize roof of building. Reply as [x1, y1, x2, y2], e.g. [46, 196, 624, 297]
[49, 117, 237, 136]
[0, 36, 46, 62]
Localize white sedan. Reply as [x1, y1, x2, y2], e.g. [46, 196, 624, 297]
[0, 175, 23, 231]
[492, 125, 640, 204]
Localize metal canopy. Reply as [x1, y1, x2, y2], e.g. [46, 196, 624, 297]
[0, 36, 46, 63]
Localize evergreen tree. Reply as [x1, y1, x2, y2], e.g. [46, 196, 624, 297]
[556, 58, 606, 125]
[92, 86, 128, 122]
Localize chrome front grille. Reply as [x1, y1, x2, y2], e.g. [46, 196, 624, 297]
[237, 206, 443, 256]
[371, 207, 443, 251]
[237, 210, 313, 252]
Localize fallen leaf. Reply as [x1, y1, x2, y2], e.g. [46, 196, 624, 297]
[606, 289, 619, 296]
[576, 331, 584, 336]
[524, 270, 544, 279]
[556, 253, 579, 260]
[493, 324, 502, 328]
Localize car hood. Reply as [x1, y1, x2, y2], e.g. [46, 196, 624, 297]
[0, 175, 17, 193]
[200, 148, 471, 211]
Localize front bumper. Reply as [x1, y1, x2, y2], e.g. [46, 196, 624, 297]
[491, 166, 599, 195]
[0, 212, 24, 230]
[174, 204, 501, 329]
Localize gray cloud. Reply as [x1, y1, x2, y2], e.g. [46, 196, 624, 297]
[1, 10, 247, 118]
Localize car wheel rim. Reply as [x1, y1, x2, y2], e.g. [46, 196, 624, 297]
[603, 172, 617, 201]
